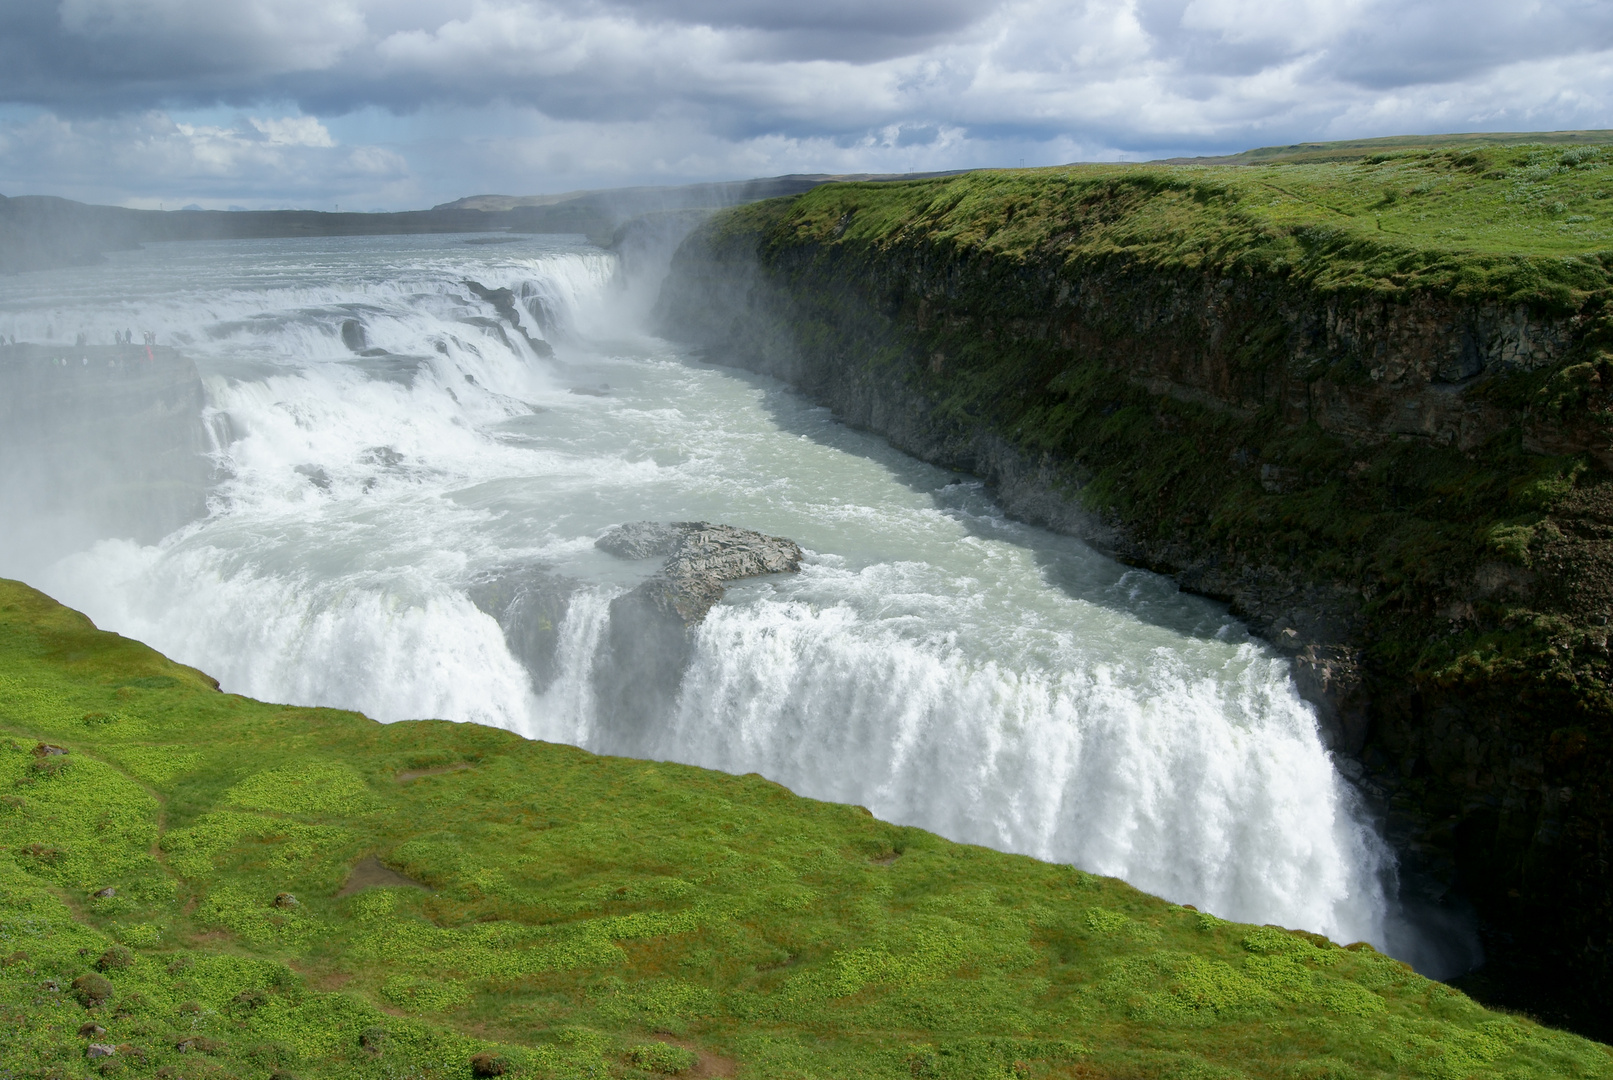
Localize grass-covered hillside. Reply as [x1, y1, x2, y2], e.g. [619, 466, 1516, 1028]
[1, 578, 1610, 1079]
[729, 141, 1613, 307]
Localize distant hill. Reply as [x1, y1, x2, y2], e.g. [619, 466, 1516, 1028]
[0, 195, 504, 274]
[0, 171, 962, 275]
[432, 172, 966, 237]
[434, 173, 964, 213]
[1161, 129, 1613, 165]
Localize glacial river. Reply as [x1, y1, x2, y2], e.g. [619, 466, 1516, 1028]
[0, 233, 1431, 966]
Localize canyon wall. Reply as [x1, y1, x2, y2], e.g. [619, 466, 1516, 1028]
[656, 195, 1613, 1035]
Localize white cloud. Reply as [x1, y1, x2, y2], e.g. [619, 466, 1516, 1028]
[1176, 0, 1371, 53]
[0, 0, 1609, 207]
[248, 116, 336, 147]
[0, 109, 408, 206]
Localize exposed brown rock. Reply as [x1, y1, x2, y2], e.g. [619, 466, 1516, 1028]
[469, 1051, 509, 1077]
[94, 947, 131, 972]
[71, 973, 112, 1007]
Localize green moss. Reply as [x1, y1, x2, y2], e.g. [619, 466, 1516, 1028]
[627, 1041, 697, 1074]
[727, 146, 1613, 311]
[382, 973, 471, 1013]
[0, 579, 1609, 1077]
[227, 761, 375, 816]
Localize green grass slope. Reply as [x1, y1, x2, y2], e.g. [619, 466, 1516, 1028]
[1, 580, 1610, 1079]
[729, 141, 1613, 306]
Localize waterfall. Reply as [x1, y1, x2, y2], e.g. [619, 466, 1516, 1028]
[6, 231, 1432, 969]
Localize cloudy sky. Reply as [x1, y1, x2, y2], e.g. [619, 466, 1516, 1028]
[1, 0, 1610, 210]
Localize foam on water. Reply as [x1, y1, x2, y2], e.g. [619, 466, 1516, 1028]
[3, 233, 1445, 969]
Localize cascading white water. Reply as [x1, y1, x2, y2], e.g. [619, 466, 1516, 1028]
[666, 602, 1380, 939]
[2, 232, 1424, 964]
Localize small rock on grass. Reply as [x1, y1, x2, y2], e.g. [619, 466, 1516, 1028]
[72, 973, 112, 1007]
[95, 946, 132, 971]
[470, 1051, 509, 1077]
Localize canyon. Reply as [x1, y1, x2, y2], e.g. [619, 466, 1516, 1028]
[655, 149, 1613, 1035]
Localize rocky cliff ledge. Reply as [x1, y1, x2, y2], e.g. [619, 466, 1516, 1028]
[654, 153, 1613, 1035]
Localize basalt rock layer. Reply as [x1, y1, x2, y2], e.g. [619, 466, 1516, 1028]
[654, 155, 1613, 1036]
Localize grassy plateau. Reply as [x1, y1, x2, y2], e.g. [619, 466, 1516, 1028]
[2, 576, 1612, 1080]
[722, 140, 1613, 303]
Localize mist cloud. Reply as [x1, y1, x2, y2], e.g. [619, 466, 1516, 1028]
[0, 0, 1609, 208]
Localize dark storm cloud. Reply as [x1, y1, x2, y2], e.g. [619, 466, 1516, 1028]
[1122, 0, 1613, 91]
[1324, 0, 1613, 89]
[4, 0, 1609, 121]
[0, 0, 367, 111]
[599, 0, 990, 61]
[0, 0, 995, 114]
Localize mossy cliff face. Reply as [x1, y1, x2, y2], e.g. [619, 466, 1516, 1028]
[654, 150, 1613, 1035]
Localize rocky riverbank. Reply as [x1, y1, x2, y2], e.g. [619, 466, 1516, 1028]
[654, 151, 1613, 1035]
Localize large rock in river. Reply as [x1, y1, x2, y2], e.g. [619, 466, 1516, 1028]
[596, 521, 803, 623]
[590, 521, 803, 755]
